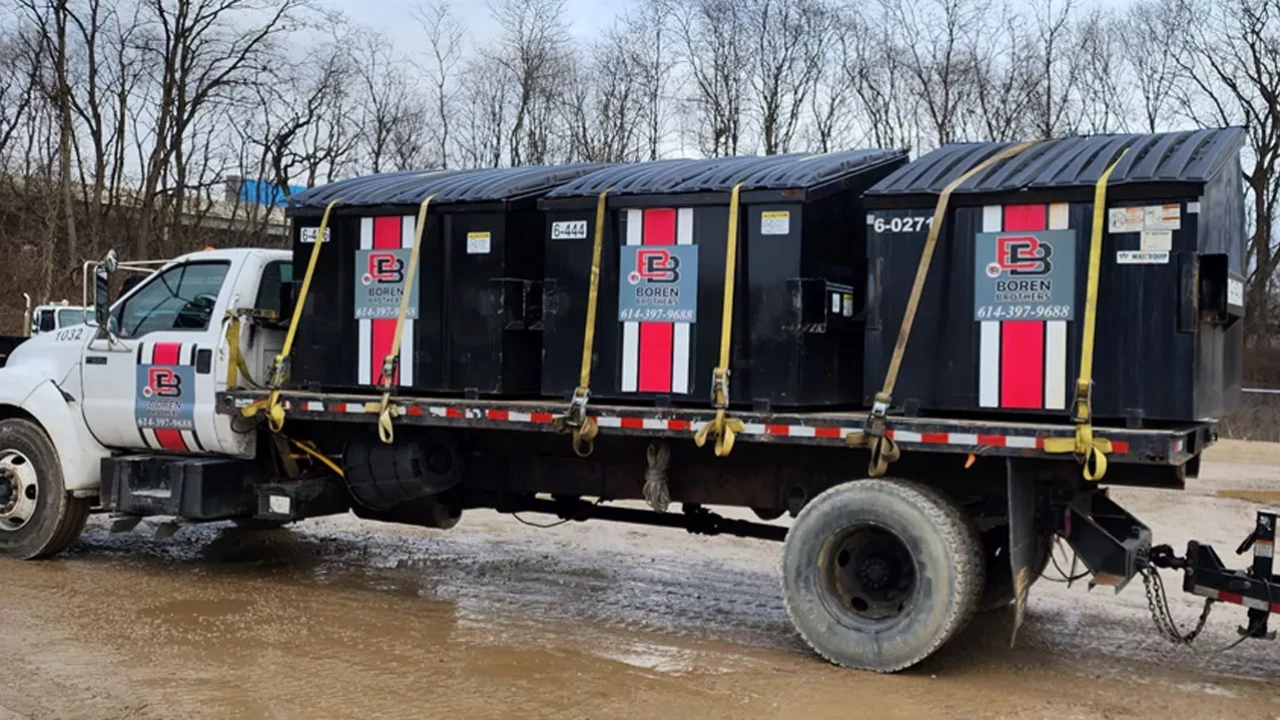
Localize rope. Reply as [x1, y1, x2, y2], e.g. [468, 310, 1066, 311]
[1043, 150, 1128, 480]
[376, 194, 436, 445]
[853, 142, 1038, 477]
[553, 189, 610, 457]
[694, 183, 746, 457]
[642, 441, 671, 513]
[243, 199, 340, 432]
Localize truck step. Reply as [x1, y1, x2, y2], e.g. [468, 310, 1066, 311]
[100, 455, 257, 521]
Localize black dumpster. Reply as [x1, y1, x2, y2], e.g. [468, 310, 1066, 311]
[287, 164, 606, 395]
[540, 150, 908, 409]
[863, 128, 1245, 423]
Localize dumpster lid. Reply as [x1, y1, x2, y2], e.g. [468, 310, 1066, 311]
[865, 128, 1245, 199]
[288, 163, 610, 212]
[546, 149, 906, 199]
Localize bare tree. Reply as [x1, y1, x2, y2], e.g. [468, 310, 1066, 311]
[130, 0, 311, 259]
[1074, 7, 1129, 134]
[414, 0, 465, 168]
[841, 11, 921, 151]
[621, 0, 675, 160]
[562, 28, 644, 162]
[15, 0, 80, 265]
[970, 8, 1039, 141]
[675, 0, 753, 156]
[747, 0, 830, 154]
[1174, 0, 1280, 346]
[884, 0, 986, 148]
[458, 55, 510, 168]
[1123, 0, 1185, 133]
[489, 0, 571, 165]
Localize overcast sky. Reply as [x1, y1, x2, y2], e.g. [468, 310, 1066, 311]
[323, 0, 629, 56]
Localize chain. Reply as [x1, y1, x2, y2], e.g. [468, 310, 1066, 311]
[1140, 563, 1213, 644]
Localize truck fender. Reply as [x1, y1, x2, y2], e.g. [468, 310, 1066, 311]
[0, 372, 109, 494]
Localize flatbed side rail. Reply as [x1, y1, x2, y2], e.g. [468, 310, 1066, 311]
[218, 390, 1210, 466]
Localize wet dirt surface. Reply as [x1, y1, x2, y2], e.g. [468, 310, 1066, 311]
[2, 442, 1280, 719]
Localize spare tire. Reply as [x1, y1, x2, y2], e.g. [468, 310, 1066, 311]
[782, 478, 983, 672]
[343, 428, 463, 511]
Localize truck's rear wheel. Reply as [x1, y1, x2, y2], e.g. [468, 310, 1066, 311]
[0, 419, 89, 560]
[782, 478, 983, 672]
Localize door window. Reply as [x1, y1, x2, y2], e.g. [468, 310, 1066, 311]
[112, 261, 230, 339]
[254, 260, 293, 315]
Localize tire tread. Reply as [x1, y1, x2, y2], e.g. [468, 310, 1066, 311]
[782, 478, 983, 673]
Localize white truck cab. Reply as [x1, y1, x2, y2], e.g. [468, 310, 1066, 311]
[29, 301, 87, 336]
[0, 247, 291, 558]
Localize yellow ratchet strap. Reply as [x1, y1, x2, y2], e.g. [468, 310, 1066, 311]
[553, 189, 610, 457]
[243, 198, 340, 432]
[1043, 150, 1129, 481]
[694, 183, 747, 457]
[854, 141, 1038, 477]
[377, 195, 436, 444]
[222, 312, 260, 389]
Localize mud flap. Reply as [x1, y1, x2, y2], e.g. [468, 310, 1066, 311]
[1006, 458, 1036, 646]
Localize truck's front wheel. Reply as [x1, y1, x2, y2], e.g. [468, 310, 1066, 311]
[782, 478, 983, 672]
[0, 419, 89, 560]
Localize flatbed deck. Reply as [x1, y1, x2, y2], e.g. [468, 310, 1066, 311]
[219, 390, 1211, 467]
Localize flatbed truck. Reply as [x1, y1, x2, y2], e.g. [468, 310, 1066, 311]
[0, 246, 1274, 672]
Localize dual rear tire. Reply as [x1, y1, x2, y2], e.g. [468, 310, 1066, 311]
[781, 478, 984, 672]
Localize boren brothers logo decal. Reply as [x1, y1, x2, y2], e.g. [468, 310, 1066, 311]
[973, 229, 1075, 321]
[985, 235, 1053, 278]
[618, 245, 699, 323]
[628, 248, 681, 285]
[141, 367, 182, 398]
[353, 248, 419, 320]
[362, 252, 405, 285]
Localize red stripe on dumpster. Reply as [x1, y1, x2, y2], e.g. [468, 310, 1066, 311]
[999, 204, 1047, 409]
[371, 216, 401, 386]
[638, 208, 676, 393]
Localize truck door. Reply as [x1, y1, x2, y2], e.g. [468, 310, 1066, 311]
[81, 260, 241, 454]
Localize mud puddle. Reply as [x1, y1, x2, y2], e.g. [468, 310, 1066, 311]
[1, 473, 1279, 717]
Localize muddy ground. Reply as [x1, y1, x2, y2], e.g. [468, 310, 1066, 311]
[2, 442, 1280, 719]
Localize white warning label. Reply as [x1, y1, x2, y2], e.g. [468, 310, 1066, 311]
[1141, 229, 1172, 252]
[761, 211, 791, 235]
[1116, 250, 1170, 265]
[1144, 204, 1181, 231]
[1228, 278, 1244, 306]
[466, 232, 492, 254]
[1108, 207, 1143, 233]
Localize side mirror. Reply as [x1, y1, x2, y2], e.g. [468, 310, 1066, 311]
[94, 266, 111, 329]
[94, 249, 117, 335]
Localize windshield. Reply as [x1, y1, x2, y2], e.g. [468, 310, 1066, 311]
[56, 308, 82, 327]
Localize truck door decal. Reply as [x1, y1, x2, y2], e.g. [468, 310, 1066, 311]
[134, 341, 204, 452]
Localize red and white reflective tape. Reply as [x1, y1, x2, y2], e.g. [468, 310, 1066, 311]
[260, 397, 1134, 455]
[1192, 585, 1280, 614]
